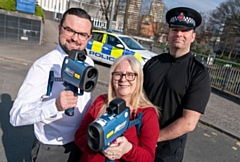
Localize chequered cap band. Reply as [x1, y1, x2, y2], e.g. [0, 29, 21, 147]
[169, 15, 196, 27]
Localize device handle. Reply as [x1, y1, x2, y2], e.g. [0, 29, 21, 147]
[64, 83, 83, 116]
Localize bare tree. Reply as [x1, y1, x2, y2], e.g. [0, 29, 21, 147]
[228, 0, 240, 36]
[209, 0, 240, 59]
[123, 0, 130, 35]
[98, 0, 123, 29]
[98, 0, 111, 28]
[196, 12, 206, 39]
[206, 14, 221, 51]
[152, 22, 168, 42]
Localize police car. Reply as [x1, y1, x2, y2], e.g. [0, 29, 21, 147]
[86, 30, 157, 65]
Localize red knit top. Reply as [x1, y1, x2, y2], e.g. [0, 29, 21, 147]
[74, 94, 160, 162]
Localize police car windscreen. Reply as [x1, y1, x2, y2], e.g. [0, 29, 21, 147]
[119, 37, 145, 50]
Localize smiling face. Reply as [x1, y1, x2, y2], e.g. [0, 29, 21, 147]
[112, 60, 137, 102]
[58, 14, 92, 54]
[168, 28, 196, 56]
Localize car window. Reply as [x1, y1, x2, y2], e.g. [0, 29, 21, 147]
[92, 32, 103, 42]
[119, 36, 145, 50]
[106, 35, 122, 47]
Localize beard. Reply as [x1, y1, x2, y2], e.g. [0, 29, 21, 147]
[60, 43, 71, 54]
[59, 36, 81, 54]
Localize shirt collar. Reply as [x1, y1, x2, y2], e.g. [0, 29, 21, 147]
[169, 52, 192, 63]
[56, 44, 68, 59]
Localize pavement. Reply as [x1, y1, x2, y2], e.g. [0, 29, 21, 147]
[0, 19, 239, 158]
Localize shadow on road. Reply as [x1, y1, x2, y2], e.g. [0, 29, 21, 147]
[0, 93, 34, 162]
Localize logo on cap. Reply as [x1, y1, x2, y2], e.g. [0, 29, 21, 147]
[177, 12, 184, 21]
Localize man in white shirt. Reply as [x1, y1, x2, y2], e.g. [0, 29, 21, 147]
[9, 8, 94, 162]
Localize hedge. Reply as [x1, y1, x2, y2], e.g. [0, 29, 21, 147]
[0, 0, 45, 22]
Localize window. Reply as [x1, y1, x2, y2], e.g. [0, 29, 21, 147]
[106, 35, 122, 47]
[119, 37, 144, 50]
[91, 32, 103, 42]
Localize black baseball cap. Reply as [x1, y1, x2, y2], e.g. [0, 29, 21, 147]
[166, 7, 202, 30]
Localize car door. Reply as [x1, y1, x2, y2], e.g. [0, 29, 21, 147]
[87, 31, 116, 65]
[86, 31, 108, 64]
[105, 34, 125, 62]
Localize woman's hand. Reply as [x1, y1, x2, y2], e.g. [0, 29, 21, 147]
[102, 136, 132, 160]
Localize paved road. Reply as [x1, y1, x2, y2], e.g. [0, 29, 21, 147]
[0, 19, 240, 161]
[1, 57, 240, 162]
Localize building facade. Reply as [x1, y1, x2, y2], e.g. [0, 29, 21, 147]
[36, 0, 165, 40]
[125, 0, 142, 35]
[36, 0, 69, 20]
[139, 0, 165, 39]
[140, 15, 155, 37]
[37, 0, 105, 28]
[150, 0, 164, 23]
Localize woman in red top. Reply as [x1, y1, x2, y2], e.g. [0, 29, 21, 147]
[74, 55, 160, 162]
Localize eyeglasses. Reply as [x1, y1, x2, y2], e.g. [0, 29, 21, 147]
[61, 26, 90, 40]
[112, 72, 137, 81]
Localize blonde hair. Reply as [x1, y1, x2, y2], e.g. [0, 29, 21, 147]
[97, 55, 159, 117]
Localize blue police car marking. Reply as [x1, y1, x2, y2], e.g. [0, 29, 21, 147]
[102, 44, 112, 55]
[87, 39, 93, 49]
[123, 49, 135, 55]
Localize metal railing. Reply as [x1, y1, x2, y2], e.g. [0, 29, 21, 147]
[207, 63, 240, 97]
[193, 53, 240, 97]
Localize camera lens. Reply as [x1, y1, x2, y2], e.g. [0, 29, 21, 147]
[77, 52, 86, 61]
[89, 126, 99, 138]
[88, 126, 100, 151]
[85, 81, 93, 91]
[87, 68, 97, 78]
[88, 138, 99, 151]
[87, 124, 102, 151]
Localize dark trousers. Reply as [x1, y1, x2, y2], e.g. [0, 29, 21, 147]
[30, 138, 81, 162]
[155, 134, 187, 162]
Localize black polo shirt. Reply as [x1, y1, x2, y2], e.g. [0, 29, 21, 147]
[143, 52, 211, 129]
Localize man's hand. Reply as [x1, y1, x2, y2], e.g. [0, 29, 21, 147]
[55, 90, 78, 111]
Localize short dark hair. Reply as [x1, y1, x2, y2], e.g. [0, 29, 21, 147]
[60, 8, 93, 33]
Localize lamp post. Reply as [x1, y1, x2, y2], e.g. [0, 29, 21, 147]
[109, 0, 116, 30]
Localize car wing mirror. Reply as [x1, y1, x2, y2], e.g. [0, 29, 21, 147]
[116, 44, 124, 49]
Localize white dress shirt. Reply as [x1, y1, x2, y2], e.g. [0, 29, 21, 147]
[10, 44, 94, 145]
